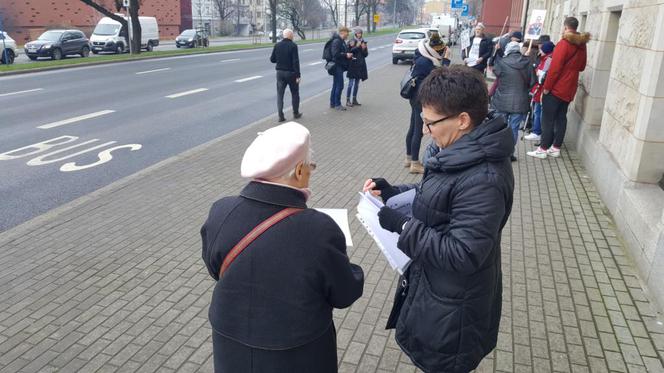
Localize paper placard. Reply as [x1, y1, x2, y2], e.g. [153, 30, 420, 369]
[316, 208, 353, 247]
[525, 9, 547, 40]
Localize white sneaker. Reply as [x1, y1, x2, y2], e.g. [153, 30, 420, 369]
[524, 133, 541, 141]
[527, 147, 548, 159]
[547, 147, 561, 158]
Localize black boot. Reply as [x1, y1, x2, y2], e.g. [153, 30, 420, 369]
[346, 98, 353, 107]
[352, 97, 361, 106]
[278, 114, 286, 122]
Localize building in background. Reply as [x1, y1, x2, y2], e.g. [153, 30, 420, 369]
[541, 0, 664, 312]
[421, 0, 452, 24]
[0, 0, 184, 44]
[477, 0, 524, 34]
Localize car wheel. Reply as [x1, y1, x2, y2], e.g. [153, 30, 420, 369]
[204, 39, 209, 47]
[29, 55, 38, 61]
[116, 44, 123, 54]
[176, 45, 180, 48]
[392, 57, 399, 65]
[92, 50, 99, 54]
[80, 46, 90, 57]
[1, 50, 14, 64]
[146, 42, 153, 52]
[52, 48, 63, 60]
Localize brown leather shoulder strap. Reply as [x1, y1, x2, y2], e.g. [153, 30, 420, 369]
[219, 207, 303, 278]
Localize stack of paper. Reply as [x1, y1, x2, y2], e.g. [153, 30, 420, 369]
[356, 191, 414, 274]
[316, 208, 354, 247]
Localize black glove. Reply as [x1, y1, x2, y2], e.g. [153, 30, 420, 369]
[371, 178, 399, 202]
[378, 206, 410, 234]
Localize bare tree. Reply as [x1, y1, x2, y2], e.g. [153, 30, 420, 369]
[268, 0, 278, 42]
[353, 0, 368, 28]
[278, 0, 323, 39]
[363, 0, 379, 32]
[321, 0, 339, 27]
[212, 0, 235, 21]
[79, 0, 142, 54]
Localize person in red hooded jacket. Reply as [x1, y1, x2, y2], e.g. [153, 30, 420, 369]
[528, 17, 590, 159]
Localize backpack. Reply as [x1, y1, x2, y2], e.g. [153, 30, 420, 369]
[322, 37, 334, 62]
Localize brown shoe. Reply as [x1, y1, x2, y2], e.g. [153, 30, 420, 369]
[409, 161, 424, 174]
[404, 156, 412, 168]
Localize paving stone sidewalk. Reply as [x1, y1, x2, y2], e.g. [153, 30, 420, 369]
[1, 63, 664, 373]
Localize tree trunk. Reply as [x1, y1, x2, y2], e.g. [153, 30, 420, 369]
[79, 0, 128, 31]
[371, 5, 376, 32]
[129, 0, 142, 54]
[270, 0, 278, 43]
[366, 8, 370, 33]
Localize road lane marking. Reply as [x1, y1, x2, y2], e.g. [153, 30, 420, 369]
[220, 58, 241, 63]
[308, 61, 324, 66]
[37, 110, 116, 129]
[234, 75, 262, 83]
[382, 44, 392, 47]
[135, 68, 171, 75]
[369, 48, 378, 51]
[0, 88, 44, 97]
[165, 88, 209, 98]
[302, 49, 314, 52]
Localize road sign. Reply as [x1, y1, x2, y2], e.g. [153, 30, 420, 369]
[373, 14, 380, 23]
[451, 0, 463, 9]
[461, 4, 469, 16]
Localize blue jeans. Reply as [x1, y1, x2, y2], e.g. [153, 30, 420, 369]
[498, 112, 526, 154]
[330, 66, 345, 107]
[346, 78, 360, 98]
[532, 102, 542, 135]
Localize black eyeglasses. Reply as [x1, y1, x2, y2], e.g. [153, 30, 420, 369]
[420, 112, 458, 132]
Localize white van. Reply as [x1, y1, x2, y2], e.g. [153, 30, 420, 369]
[90, 15, 159, 54]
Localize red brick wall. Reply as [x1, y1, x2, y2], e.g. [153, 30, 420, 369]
[1, 0, 182, 44]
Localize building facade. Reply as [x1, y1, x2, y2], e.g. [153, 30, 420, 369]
[0, 0, 185, 44]
[539, 0, 664, 311]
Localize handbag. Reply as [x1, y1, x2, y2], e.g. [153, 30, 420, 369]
[399, 66, 417, 99]
[324, 61, 336, 76]
[218, 207, 303, 278]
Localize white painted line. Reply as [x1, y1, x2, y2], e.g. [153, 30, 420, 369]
[135, 68, 171, 75]
[234, 75, 263, 83]
[308, 61, 324, 66]
[220, 58, 241, 63]
[0, 88, 44, 97]
[165, 88, 209, 99]
[302, 49, 314, 52]
[37, 110, 116, 129]
[382, 44, 392, 48]
[369, 48, 378, 51]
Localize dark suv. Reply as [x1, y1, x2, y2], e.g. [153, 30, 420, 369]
[24, 30, 90, 60]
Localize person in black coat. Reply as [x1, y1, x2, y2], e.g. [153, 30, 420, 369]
[202, 122, 364, 373]
[364, 66, 515, 373]
[270, 29, 301, 122]
[329, 27, 353, 110]
[345, 28, 368, 107]
[464, 23, 492, 73]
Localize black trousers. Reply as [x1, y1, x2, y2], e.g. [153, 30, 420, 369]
[540, 93, 570, 149]
[276, 70, 300, 117]
[407, 97, 424, 161]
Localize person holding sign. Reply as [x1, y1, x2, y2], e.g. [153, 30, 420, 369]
[363, 66, 515, 373]
[202, 122, 364, 373]
[464, 23, 492, 73]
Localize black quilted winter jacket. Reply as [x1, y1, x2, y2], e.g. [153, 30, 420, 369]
[393, 112, 515, 373]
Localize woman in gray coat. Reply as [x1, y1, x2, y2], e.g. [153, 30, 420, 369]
[492, 41, 535, 161]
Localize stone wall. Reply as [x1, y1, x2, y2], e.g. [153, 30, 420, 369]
[542, 0, 664, 311]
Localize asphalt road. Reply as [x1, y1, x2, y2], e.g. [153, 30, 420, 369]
[0, 34, 400, 231]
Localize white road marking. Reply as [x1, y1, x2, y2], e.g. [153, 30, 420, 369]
[135, 68, 171, 75]
[369, 48, 378, 51]
[37, 110, 116, 129]
[165, 88, 209, 98]
[234, 75, 263, 83]
[308, 61, 324, 66]
[302, 49, 314, 52]
[220, 58, 241, 63]
[0, 88, 44, 97]
[382, 44, 392, 48]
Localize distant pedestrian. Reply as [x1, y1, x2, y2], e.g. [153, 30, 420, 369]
[464, 23, 492, 73]
[406, 34, 449, 174]
[363, 66, 514, 373]
[492, 41, 535, 161]
[345, 28, 369, 107]
[528, 17, 589, 159]
[525, 41, 555, 142]
[202, 121, 365, 373]
[329, 27, 353, 111]
[270, 29, 301, 122]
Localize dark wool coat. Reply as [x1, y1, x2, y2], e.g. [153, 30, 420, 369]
[201, 182, 364, 373]
[492, 52, 536, 114]
[346, 39, 369, 80]
[330, 33, 350, 70]
[392, 113, 515, 373]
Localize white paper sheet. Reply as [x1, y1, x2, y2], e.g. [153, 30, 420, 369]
[356, 192, 413, 274]
[316, 208, 354, 247]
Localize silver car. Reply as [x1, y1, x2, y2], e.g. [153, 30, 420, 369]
[0, 31, 17, 65]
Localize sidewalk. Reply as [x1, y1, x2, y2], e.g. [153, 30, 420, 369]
[1, 64, 663, 373]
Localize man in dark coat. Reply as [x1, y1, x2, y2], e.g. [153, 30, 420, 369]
[492, 41, 535, 161]
[202, 122, 364, 373]
[364, 66, 514, 373]
[345, 28, 369, 107]
[329, 27, 353, 110]
[270, 29, 301, 122]
[464, 23, 492, 73]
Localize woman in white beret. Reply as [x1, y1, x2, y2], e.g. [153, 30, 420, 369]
[201, 121, 365, 373]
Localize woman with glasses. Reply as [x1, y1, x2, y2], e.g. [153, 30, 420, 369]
[363, 66, 515, 373]
[202, 122, 364, 373]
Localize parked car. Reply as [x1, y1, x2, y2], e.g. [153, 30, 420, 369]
[175, 29, 209, 48]
[90, 16, 159, 54]
[268, 29, 283, 41]
[24, 30, 90, 60]
[0, 31, 17, 64]
[392, 28, 428, 64]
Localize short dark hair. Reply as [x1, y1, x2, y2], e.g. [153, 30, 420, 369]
[418, 66, 489, 126]
[564, 17, 579, 30]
